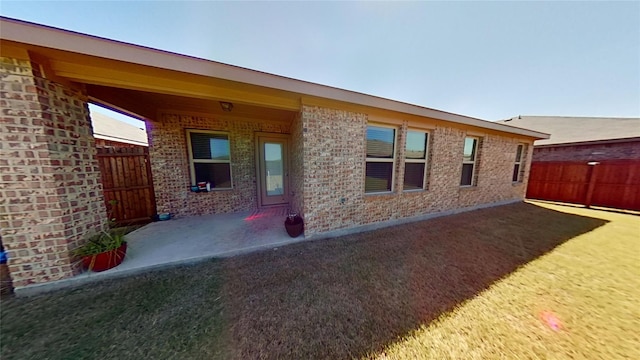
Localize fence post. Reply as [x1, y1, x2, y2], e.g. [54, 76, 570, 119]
[584, 162, 600, 208]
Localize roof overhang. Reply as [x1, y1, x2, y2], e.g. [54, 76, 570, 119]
[0, 16, 549, 140]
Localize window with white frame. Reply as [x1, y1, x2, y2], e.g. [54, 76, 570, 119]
[186, 130, 232, 189]
[404, 130, 429, 191]
[512, 144, 525, 182]
[460, 136, 479, 186]
[365, 125, 396, 193]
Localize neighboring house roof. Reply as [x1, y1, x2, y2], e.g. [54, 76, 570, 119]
[498, 116, 640, 146]
[0, 16, 549, 140]
[91, 112, 148, 146]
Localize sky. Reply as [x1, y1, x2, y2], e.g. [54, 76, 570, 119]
[2, 1, 639, 126]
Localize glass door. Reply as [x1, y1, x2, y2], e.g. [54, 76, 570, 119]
[257, 135, 288, 206]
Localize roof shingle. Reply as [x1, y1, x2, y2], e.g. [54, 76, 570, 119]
[498, 116, 640, 146]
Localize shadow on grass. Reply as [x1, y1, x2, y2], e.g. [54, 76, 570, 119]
[219, 202, 608, 359]
[0, 202, 608, 360]
[527, 198, 640, 216]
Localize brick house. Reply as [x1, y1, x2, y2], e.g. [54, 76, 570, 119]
[91, 112, 148, 149]
[0, 17, 547, 288]
[499, 116, 640, 162]
[499, 116, 640, 210]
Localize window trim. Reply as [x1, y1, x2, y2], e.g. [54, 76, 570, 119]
[403, 129, 430, 192]
[186, 129, 233, 190]
[460, 136, 479, 187]
[365, 124, 398, 194]
[512, 143, 525, 182]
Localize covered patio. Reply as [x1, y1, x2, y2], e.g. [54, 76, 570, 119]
[2, 18, 312, 290]
[18, 207, 305, 294]
[104, 207, 301, 272]
[2, 17, 546, 291]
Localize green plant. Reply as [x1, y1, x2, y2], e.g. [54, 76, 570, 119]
[107, 199, 119, 228]
[74, 229, 127, 257]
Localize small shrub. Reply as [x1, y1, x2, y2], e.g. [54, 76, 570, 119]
[74, 229, 127, 257]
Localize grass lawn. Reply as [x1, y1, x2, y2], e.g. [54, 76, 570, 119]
[1, 201, 638, 359]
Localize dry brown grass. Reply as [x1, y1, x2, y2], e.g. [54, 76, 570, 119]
[2, 201, 637, 359]
[364, 201, 640, 359]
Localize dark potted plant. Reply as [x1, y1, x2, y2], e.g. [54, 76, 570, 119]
[284, 211, 304, 238]
[74, 229, 127, 272]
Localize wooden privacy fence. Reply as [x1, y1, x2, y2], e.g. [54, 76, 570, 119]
[97, 146, 156, 224]
[527, 160, 640, 211]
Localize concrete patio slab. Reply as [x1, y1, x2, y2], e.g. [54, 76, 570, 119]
[16, 207, 305, 295]
[119, 206, 297, 269]
[15, 199, 525, 297]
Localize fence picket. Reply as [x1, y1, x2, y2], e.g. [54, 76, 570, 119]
[96, 147, 156, 224]
[528, 160, 640, 211]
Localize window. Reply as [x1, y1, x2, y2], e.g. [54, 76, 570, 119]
[186, 130, 232, 189]
[404, 130, 429, 191]
[512, 144, 525, 182]
[460, 137, 478, 186]
[365, 125, 396, 193]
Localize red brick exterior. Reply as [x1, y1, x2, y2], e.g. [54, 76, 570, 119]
[1, 57, 536, 288]
[148, 112, 290, 217]
[0, 56, 107, 288]
[146, 106, 533, 238]
[533, 140, 640, 162]
[298, 106, 532, 236]
[289, 112, 305, 216]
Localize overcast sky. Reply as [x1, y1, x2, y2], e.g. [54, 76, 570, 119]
[2, 1, 639, 124]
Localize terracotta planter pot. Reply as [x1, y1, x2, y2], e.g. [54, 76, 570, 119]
[284, 215, 304, 238]
[82, 243, 127, 272]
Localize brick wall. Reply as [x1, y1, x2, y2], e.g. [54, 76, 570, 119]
[533, 140, 640, 162]
[0, 56, 107, 288]
[299, 105, 532, 237]
[289, 112, 304, 216]
[142, 106, 532, 239]
[299, 106, 368, 235]
[148, 112, 290, 217]
[457, 134, 530, 207]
